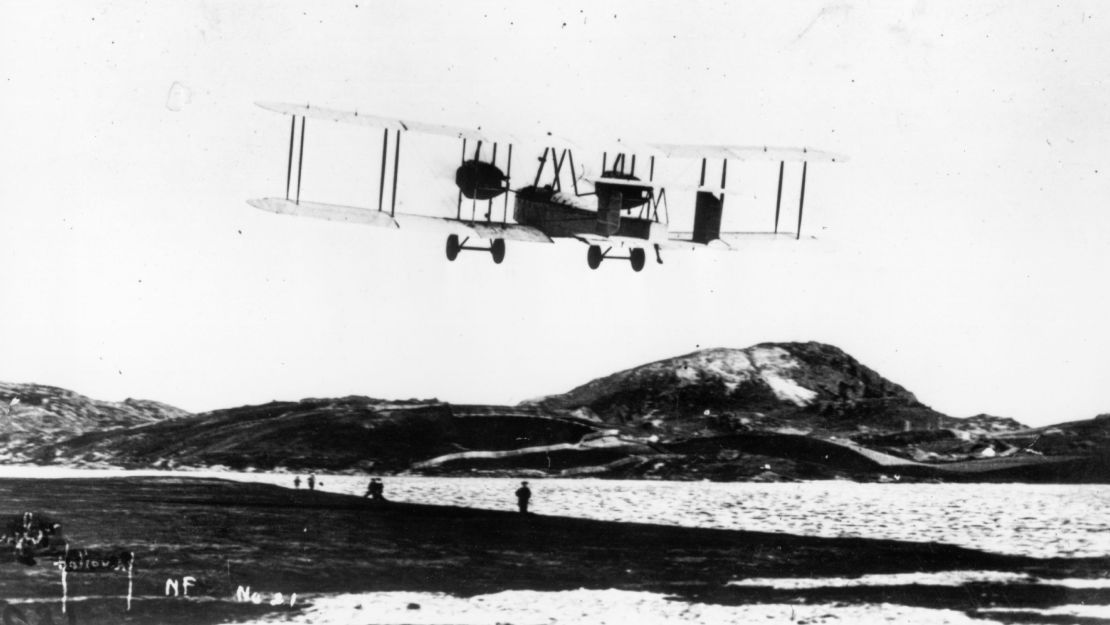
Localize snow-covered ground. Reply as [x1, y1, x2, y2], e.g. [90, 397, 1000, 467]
[4, 467, 1106, 624]
[1, 466, 1106, 558]
[652, 346, 819, 405]
[248, 588, 1110, 625]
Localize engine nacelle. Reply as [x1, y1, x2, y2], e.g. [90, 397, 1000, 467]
[692, 191, 723, 244]
[455, 160, 507, 200]
[594, 170, 651, 210]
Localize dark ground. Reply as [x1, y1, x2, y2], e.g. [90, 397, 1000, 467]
[0, 477, 1106, 624]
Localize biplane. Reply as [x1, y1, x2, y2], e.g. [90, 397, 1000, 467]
[248, 102, 845, 271]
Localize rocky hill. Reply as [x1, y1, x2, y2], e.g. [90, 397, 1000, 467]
[993, 414, 1110, 456]
[527, 343, 1012, 438]
[4, 342, 1109, 482]
[0, 382, 189, 463]
[46, 399, 603, 472]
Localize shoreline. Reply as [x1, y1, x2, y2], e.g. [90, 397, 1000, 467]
[0, 475, 1106, 623]
[2, 460, 1108, 484]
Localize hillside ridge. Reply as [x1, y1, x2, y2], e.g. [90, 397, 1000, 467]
[4, 342, 1108, 482]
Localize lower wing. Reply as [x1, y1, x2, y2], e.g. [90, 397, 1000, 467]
[247, 198, 553, 243]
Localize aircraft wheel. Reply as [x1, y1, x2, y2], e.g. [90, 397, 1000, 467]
[630, 248, 646, 272]
[490, 238, 506, 264]
[587, 245, 603, 270]
[446, 234, 461, 261]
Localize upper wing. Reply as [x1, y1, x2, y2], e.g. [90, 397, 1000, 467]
[248, 198, 553, 243]
[650, 144, 847, 163]
[258, 102, 844, 162]
[256, 101, 569, 148]
[587, 176, 757, 197]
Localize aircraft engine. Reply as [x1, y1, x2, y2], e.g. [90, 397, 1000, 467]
[595, 170, 651, 210]
[455, 159, 507, 200]
[692, 191, 723, 243]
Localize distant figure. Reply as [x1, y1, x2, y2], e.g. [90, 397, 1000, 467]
[307, 474, 316, 491]
[293, 476, 301, 489]
[365, 478, 385, 501]
[515, 481, 531, 514]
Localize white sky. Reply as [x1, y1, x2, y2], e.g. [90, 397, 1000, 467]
[2, 1, 1109, 426]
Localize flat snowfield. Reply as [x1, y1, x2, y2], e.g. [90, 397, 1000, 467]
[0, 475, 1106, 624]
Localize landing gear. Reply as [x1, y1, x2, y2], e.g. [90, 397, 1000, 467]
[491, 238, 505, 264]
[586, 245, 647, 272]
[630, 248, 645, 272]
[445, 235, 506, 265]
[587, 245, 603, 270]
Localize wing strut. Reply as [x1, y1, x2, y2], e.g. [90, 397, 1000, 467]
[551, 148, 568, 192]
[285, 115, 296, 201]
[502, 144, 513, 225]
[378, 129, 389, 212]
[390, 129, 401, 217]
[720, 158, 728, 208]
[773, 160, 784, 234]
[295, 117, 306, 205]
[456, 138, 466, 219]
[487, 143, 498, 221]
[796, 161, 808, 240]
[566, 149, 580, 196]
[533, 148, 549, 187]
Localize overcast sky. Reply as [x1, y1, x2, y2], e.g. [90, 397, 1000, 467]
[2, 1, 1108, 426]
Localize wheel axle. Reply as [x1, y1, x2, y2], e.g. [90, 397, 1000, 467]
[586, 245, 647, 272]
[445, 235, 506, 264]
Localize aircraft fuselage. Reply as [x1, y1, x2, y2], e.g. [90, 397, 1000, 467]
[513, 186, 664, 242]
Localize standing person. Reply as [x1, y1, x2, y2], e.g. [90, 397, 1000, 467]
[515, 481, 531, 514]
[307, 474, 316, 491]
[365, 478, 385, 501]
[293, 476, 301, 489]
